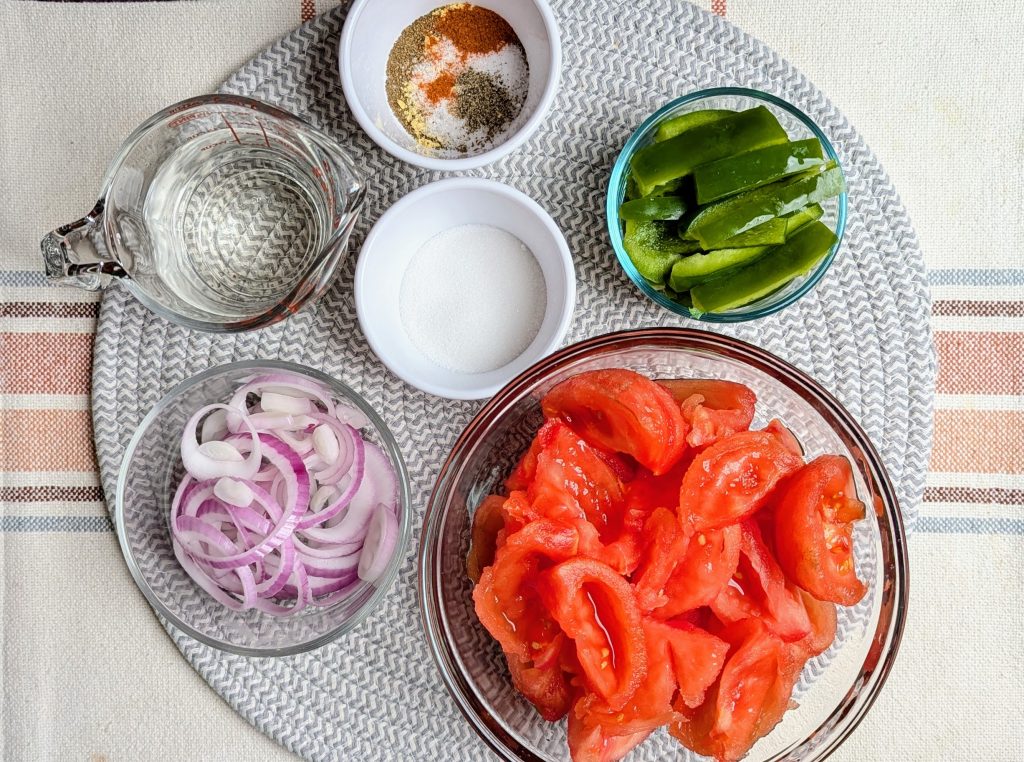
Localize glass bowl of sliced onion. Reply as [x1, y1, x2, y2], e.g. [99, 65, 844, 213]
[115, 360, 411, 656]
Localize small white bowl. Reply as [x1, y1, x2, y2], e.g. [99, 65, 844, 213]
[339, 0, 561, 171]
[354, 178, 575, 400]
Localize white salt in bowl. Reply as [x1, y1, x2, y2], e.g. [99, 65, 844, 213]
[339, 0, 561, 171]
[354, 178, 575, 399]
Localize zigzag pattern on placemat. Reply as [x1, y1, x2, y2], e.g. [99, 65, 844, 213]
[91, 1, 935, 760]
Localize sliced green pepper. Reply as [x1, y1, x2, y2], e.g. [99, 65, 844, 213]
[623, 220, 701, 283]
[784, 202, 824, 234]
[710, 200, 825, 247]
[692, 138, 826, 204]
[631, 106, 788, 195]
[619, 196, 687, 221]
[712, 217, 788, 247]
[685, 164, 844, 248]
[690, 221, 837, 313]
[654, 108, 734, 142]
[668, 245, 772, 292]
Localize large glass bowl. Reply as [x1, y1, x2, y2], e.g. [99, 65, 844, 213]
[607, 88, 848, 322]
[419, 329, 907, 761]
[115, 360, 412, 656]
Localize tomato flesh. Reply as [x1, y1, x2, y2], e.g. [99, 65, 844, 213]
[539, 558, 647, 711]
[467, 494, 507, 584]
[773, 455, 867, 605]
[659, 378, 757, 448]
[656, 524, 742, 619]
[680, 430, 803, 531]
[631, 507, 689, 612]
[542, 369, 689, 475]
[507, 653, 573, 722]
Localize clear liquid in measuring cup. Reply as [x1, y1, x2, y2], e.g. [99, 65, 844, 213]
[143, 130, 330, 319]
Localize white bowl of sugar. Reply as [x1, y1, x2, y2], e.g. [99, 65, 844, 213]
[354, 178, 575, 399]
[339, 0, 561, 171]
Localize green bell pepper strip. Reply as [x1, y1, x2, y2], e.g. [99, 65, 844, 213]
[630, 106, 788, 195]
[690, 220, 837, 313]
[622, 220, 702, 283]
[619, 196, 687, 221]
[708, 200, 825, 247]
[692, 138, 826, 204]
[784, 202, 824, 234]
[669, 245, 772, 293]
[654, 108, 734, 142]
[685, 164, 844, 249]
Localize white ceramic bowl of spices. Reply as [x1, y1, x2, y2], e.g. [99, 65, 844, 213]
[339, 0, 561, 170]
[354, 178, 575, 399]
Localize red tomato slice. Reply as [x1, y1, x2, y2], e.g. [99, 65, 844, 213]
[529, 421, 627, 540]
[631, 507, 689, 612]
[670, 619, 795, 762]
[542, 369, 689, 475]
[791, 588, 837, 660]
[505, 419, 562, 492]
[572, 516, 644, 577]
[473, 519, 579, 661]
[680, 430, 804, 531]
[539, 558, 647, 711]
[659, 379, 757, 448]
[506, 653, 573, 722]
[762, 418, 803, 457]
[467, 494, 507, 583]
[710, 521, 812, 642]
[498, 490, 540, 536]
[773, 455, 867, 606]
[567, 704, 652, 762]
[645, 619, 729, 709]
[656, 524, 742, 620]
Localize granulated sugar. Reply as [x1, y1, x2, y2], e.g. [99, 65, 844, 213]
[399, 224, 546, 374]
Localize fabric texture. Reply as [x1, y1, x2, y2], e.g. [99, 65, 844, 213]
[87, 2, 934, 760]
[2, 0, 1023, 760]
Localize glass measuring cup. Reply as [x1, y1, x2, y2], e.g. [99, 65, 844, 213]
[42, 95, 365, 332]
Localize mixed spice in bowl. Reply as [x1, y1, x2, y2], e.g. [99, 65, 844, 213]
[419, 329, 906, 762]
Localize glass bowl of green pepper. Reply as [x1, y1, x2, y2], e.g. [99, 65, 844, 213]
[606, 87, 848, 322]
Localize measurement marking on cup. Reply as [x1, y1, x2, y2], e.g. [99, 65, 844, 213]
[222, 114, 240, 144]
[257, 119, 270, 148]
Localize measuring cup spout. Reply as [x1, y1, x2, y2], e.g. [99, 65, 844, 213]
[41, 201, 126, 290]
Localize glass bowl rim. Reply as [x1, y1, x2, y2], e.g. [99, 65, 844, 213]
[418, 327, 909, 761]
[605, 86, 849, 323]
[114, 358, 413, 657]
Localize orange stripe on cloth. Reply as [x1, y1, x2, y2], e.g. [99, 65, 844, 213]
[935, 332, 1024, 395]
[0, 332, 93, 395]
[711, 0, 727, 15]
[0, 409, 96, 472]
[301, 0, 315, 22]
[930, 409, 1024, 475]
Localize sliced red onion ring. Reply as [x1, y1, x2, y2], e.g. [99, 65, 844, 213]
[358, 503, 399, 583]
[171, 373, 401, 617]
[181, 404, 262, 481]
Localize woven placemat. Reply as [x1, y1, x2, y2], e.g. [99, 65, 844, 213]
[92, 1, 935, 759]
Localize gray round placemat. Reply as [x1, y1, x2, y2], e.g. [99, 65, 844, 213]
[92, 1, 935, 760]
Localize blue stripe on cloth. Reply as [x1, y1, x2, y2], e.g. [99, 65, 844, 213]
[0, 270, 48, 288]
[916, 516, 1024, 535]
[1, 515, 114, 532]
[928, 269, 1024, 286]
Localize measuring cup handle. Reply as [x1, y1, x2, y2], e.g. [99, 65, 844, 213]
[41, 201, 126, 290]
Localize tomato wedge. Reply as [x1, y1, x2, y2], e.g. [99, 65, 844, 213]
[791, 588, 837, 660]
[762, 418, 803, 457]
[656, 524, 742, 619]
[567, 706, 652, 762]
[710, 521, 812, 642]
[507, 653, 573, 722]
[680, 430, 804, 531]
[542, 369, 689, 475]
[467, 494, 507, 583]
[631, 507, 689, 611]
[670, 619, 796, 762]
[473, 519, 579, 661]
[539, 558, 647, 711]
[773, 455, 867, 606]
[646, 619, 729, 709]
[530, 421, 627, 539]
[659, 378, 757, 448]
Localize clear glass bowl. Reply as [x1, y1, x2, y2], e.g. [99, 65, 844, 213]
[419, 329, 907, 761]
[606, 88, 849, 322]
[115, 360, 411, 656]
